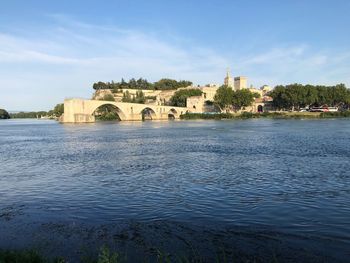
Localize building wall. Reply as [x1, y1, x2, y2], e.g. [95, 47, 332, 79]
[201, 86, 218, 101]
[261, 85, 272, 96]
[234, 76, 247, 90]
[248, 88, 263, 97]
[186, 96, 205, 113]
[243, 102, 265, 113]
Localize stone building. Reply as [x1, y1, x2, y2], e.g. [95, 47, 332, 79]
[234, 76, 247, 91]
[224, 68, 234, 88]
[91, 70, 274, 114]
[201, 86, 219, 101]
[186, 96, 205, 113]
[186, 70, 274, 113]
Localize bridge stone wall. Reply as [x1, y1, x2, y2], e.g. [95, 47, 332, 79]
[60, 99, 189, 123]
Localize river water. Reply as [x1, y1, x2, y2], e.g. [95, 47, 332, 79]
[0, 119, 349, 262]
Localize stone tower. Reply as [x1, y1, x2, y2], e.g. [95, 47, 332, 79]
[224, 68, 234, 88]
[234, 76, 248, 91]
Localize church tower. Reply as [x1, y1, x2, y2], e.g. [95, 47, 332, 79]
[224, 68, 234, 88]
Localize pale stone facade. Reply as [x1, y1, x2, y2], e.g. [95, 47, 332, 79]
[183, 71, 274, 114]
[186, 96, 205, 113]
[234, 76, 247, 91]
[224, 68, 234, 88]
[87, 71, 274, 118]
[248, 87, 263, 97]
[201, 86, 219, 101]
[60, 99, 188, 123]
[261, 85, 272, 95]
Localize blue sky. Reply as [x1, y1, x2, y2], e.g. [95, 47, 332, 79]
[1, 0, 350, 111]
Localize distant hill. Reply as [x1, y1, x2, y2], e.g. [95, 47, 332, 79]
[0, 109, 10, 119]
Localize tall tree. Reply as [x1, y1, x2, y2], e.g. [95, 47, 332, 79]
[269, 83, 350, 110]
[232, 89, 257, 111]
[213, 85, 234, 112]
[53, 104, 64, 116]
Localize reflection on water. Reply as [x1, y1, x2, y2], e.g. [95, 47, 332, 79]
[0, 119, 350, 262]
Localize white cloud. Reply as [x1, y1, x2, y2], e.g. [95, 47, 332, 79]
[0, 16, 350, 111]
[234, 45, 350, 87]
[0, 19, 230, 110]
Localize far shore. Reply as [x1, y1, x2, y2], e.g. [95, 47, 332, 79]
[3, 110, 350, 122]
[179, 111, 350, 120]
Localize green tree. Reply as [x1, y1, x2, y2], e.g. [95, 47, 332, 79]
[213, 85, 234, 112]
[269, 83, 350, 110]
[232, 89, 257, 111]
[332, 84, 350, 106]
[93, 78, 190, 91]
[121, 90, 146, 103]
[134, 90, 145, 103]
[304, 85, 318, 107]
[170, 89, 202, 107]
[154, 79, 192, 90]
[53, 103, 64, 117]
[0, 109, 10, 119]
[101, 94, 115, 101]
[122, 91, 132, 102]
[10, 111, 48, 118]
[93, 81, 108, 90]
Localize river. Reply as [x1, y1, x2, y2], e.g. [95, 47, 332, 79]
[0, 119, 349, 262]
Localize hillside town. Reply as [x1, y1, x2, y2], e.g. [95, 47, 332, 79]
[92, 69, 273, 114]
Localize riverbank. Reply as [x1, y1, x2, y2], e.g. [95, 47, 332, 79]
[179, 111, 350, 120]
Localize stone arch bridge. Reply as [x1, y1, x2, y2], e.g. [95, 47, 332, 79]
[60, 99, 189, 123]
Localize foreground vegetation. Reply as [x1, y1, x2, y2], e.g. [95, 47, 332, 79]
[180, 111, 350, 120]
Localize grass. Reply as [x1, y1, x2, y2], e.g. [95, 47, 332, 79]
[320, 111, 350, 118]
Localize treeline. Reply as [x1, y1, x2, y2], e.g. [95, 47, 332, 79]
[10, 104, 64, 119]
[10, 111, 49, 118]
[93, 78, 192, 91]
[269, 84, 350, 110]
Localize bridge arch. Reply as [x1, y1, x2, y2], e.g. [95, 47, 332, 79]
[91, 102, 127, 121]
[140, 107, 157, 120]
[168, 108, 178, 119]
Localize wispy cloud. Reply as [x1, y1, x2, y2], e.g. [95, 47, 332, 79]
[0, 15, 350, 111]
[235, 45, 350, 87]
[0, 17, 231, 110]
